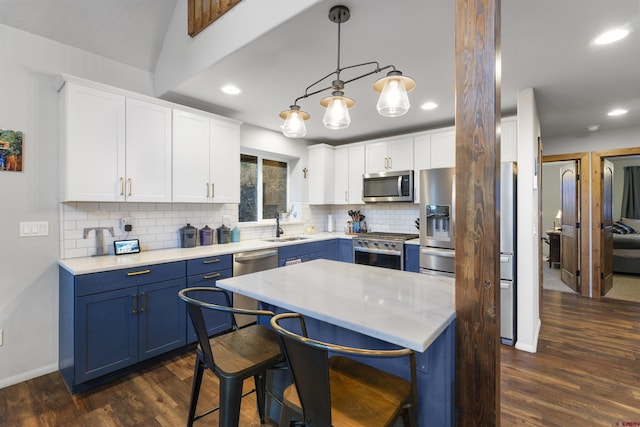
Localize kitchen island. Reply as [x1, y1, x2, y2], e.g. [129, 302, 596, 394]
[217, 259, 455, 426]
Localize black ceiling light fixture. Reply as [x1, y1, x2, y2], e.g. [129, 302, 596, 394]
[279, 5, 416, 138]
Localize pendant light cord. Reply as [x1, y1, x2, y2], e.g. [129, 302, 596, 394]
[336, 18, 342, 81]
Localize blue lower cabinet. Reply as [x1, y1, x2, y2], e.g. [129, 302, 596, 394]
[60, 261, 187, 392]
[186, 269, 233, 343]
[338, 238, 353, 263]
[139, 278, 186, 360]
[326, 239, 338, 260]
[405, 244, 420, 273]
[75, 287, 138, 383]
[278, 241, 327, 267]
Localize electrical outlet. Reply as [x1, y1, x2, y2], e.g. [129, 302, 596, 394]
[120, 217, 132, 232]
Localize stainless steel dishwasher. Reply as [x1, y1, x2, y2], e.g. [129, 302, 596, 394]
[232, 249, 278, 327]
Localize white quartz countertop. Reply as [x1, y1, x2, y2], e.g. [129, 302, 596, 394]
[58, 232, 353, 275]
[217, 259, 455, 352]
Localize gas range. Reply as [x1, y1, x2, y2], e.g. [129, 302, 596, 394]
[352, 232, 419, 270]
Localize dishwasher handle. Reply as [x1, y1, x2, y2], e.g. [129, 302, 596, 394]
[234, 249, 278, 263]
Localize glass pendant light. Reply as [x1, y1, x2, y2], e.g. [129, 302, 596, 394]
[279, 106, 309, 138]
[320, 91, 354, 130]
[374, 70, 416, 117]
[277, 6, 417, 138]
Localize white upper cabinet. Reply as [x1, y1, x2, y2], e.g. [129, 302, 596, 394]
[501, 117, 517, 163]
[365, 137, 414, 173]
[125, 98, 172, 203]
[308, 144, 335, 205]
[210, 119, 240, 203]
[430, 128, 456, 169]
[335, 145, 365, 205]
[60, 82, 126, 202]
[59, 76, 240, 204]
[60, 82, 171, 202]
[172, 109, 240, 203]
[172, 109, 211, 203]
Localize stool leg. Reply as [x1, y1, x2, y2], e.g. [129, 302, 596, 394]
[218, 377, 244, 427]
[254, 371, 267, 423]
[187, 357, 206, 427]
[279, 401, 299, 427]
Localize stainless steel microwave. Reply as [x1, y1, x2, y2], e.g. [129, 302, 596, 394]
[362, 170, 414, 203]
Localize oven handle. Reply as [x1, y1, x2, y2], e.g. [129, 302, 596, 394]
[420, 247, 455, 258]
[354, 246, 403, 256]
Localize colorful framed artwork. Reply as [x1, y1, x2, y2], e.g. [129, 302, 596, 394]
[0, 129, 23, 172]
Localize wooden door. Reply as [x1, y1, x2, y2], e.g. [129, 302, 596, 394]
[560, 162, 579, 291]
[601, 159, 614, 295]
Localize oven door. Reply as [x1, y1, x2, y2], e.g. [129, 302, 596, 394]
[353, 247, 404, 270]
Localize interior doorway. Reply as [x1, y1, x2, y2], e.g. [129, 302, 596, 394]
[594, 150, 640, 303]
[541, 160, 579, 294]
[542, 153, 591, 297]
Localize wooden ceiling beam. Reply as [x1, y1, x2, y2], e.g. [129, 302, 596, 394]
[188, 0, 242, 38]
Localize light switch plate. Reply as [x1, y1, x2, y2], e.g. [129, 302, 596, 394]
[19, 221, 49, 237]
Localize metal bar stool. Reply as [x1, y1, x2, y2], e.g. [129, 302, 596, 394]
[270, 312, 418, 427]
[178, 287, 284, 427]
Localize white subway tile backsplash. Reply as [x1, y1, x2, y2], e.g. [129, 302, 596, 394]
[60, 200, 420, 259]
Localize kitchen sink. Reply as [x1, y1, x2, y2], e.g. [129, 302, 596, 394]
[263, 236, 310, 243]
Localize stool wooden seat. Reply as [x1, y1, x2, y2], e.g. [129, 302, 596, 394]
[271, 312, 418, 427]
[179, 287, 283, 427]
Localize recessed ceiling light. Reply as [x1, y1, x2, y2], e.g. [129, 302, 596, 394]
[586, 125, 600, 132]
[221, 85, 241, 95]
[420, 102, 438, 110]
[594, 28, 630, 45]
[608, 108, 628, 116]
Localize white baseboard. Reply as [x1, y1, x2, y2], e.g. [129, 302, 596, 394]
[0, 363, 58, 390]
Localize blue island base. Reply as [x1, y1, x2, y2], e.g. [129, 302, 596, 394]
[259, 304, 455, 427]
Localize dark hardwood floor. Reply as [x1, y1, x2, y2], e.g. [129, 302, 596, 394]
[1, 289, 639, 426]
[501, 290, 640, 426]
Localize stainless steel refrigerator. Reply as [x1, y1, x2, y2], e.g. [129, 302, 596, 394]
[419, 163, 517, 345]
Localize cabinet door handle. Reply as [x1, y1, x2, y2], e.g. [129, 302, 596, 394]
[388, 156, 392, 169]
[128, 178, 132, 196]
[132, 294, 137, 315]
[120, 177, 125, 196]
[345, 190, 348, 202]
[211, 182, 215, 198]
[203, 259, 221, 264]
[140, 292, 146, 313]
[203, 273, 221, 280]
[206, 182, 210, 198]
[127, 269, 151, 276]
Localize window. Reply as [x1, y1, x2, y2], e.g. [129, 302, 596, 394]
[240, 153, 288, 222]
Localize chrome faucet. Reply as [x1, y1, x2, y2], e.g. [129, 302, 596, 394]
[84, 226, 114, 256]
[275, 211, 284, 238]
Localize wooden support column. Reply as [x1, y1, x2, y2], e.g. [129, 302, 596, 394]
[454, 0, 501, 425]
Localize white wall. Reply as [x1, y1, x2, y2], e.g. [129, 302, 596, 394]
[515, 88, 542, 353]
[0, 24, 156, 388]
[544, 125, 640, 156]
